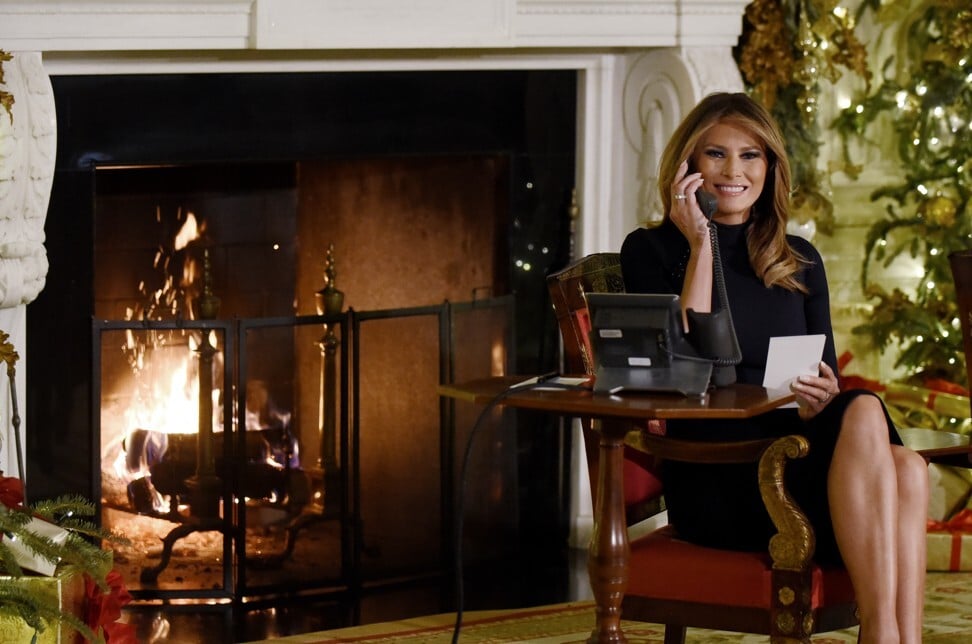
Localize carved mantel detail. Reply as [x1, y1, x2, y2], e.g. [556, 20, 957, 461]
[0, 52, 54, 310]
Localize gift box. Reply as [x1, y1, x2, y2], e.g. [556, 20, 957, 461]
[928, 463, 972, 522]
[927, 509, 972, 571]
[0, 573, 86, 643]
[4, 515, 73, 577]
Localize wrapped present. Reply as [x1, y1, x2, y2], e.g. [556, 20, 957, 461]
[0, 475, 74, 577]
[882, 381, 971, 432]
[927, 509, 972, 571]
[4, 516, 72, 577]
[928, 463, 972, 522]
[0, 473, 132, 641]
[0, 573, 86, 643]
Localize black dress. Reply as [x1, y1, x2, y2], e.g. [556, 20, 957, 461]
[619, 218, 902, 563]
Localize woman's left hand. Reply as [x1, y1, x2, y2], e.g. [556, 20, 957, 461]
[791, 361, 840, 420]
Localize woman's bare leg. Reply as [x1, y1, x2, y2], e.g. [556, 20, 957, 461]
[890, 445, 928, 643]
[827, 395, 901, 643]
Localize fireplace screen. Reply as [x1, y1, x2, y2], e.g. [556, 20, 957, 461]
[95, 295, 514, 601]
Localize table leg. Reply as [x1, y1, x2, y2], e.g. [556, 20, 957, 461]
[587, 418, 630, 644]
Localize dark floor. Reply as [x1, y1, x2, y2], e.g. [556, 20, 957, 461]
[121, 547, 590, 643]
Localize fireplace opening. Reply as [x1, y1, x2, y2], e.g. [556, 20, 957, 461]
[92, 155, 520, 596]
[28, 69, 577, 599]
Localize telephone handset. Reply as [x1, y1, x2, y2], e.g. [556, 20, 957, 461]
[696, 189, 718, 220]
[685, 188, 743, 387]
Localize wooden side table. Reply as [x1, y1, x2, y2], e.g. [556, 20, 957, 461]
[439, 376, 795, 643]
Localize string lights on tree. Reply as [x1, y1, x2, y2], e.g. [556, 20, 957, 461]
[832, 0, 972, 388]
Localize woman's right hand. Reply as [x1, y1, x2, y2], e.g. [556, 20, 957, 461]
[670, 160, 709, 248]
[672, 159, 715, 321]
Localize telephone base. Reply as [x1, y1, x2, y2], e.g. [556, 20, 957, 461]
[593, 360, 713, 397]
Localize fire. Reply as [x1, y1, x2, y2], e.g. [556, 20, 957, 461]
[125, 208, 204, 327]
[110, 338, 223, 479]
[124, 350, 209, 437]
[107, 208, 220, 484]
[174, 212, 199, 251]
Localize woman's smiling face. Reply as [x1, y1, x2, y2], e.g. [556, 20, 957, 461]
[692, 121, 768, 224]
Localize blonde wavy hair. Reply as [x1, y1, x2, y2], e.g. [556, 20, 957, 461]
[658, 92, 808, 293]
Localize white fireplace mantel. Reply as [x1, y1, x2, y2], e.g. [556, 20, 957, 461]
[1, 0, 749, 52]
[0, 0, 747, 535]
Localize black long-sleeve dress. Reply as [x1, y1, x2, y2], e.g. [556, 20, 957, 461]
[620, 218, 901, 563]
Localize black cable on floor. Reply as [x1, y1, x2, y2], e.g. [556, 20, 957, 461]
[451, 377, 587, 644]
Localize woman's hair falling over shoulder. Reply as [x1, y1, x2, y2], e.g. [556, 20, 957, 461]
[658, 92, 808, 293]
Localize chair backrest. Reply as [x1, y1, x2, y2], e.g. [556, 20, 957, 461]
[546, 253, 666, 525]
[546, 252, 625, 375]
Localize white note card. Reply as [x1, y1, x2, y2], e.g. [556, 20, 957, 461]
[762, 334, 826, 392]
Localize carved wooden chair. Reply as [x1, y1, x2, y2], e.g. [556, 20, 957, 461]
[546, 252, 859, 643]
[546, 252, 664, 525]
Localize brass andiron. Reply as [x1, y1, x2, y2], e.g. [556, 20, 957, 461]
[187, 247, 222, 519]
[250, 244, 345, 569]
[142, 247, 229, 583]
[315, 243, 344, 507]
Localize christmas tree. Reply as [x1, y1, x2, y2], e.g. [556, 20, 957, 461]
[833, 0, 972, 389]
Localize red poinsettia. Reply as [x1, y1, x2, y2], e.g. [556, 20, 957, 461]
[84, 569, 137, 643]
[0, 474, 25, 508]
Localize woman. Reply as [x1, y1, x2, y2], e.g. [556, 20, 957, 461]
[620, 92, 928, 644]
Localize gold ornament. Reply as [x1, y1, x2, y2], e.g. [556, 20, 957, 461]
[791, 186, 835, 235]
[920, 195, 958, 227]
[0, 49, 13, 123]
[738, 0, 795, 110]
[938, 7, 972, 65]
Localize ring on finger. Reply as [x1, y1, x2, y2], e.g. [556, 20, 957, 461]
[674, 194, 687, 201]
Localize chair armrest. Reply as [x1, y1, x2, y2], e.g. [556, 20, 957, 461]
[758, 435, 814, 572]
[632, 430, 816, 571]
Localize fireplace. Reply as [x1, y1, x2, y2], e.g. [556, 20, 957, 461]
[25, 69, 575, 598]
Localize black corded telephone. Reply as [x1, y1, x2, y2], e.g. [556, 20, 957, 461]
[684, 189, 742, 386]
[584, 189, 743, 396]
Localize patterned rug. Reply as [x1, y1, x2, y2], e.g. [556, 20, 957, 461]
[252, 572, 972, 643]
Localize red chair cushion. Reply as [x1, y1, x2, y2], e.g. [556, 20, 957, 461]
[573, 308, 594, 372]
[626, 525, 854, 609]
[623, 449, 663, 506]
